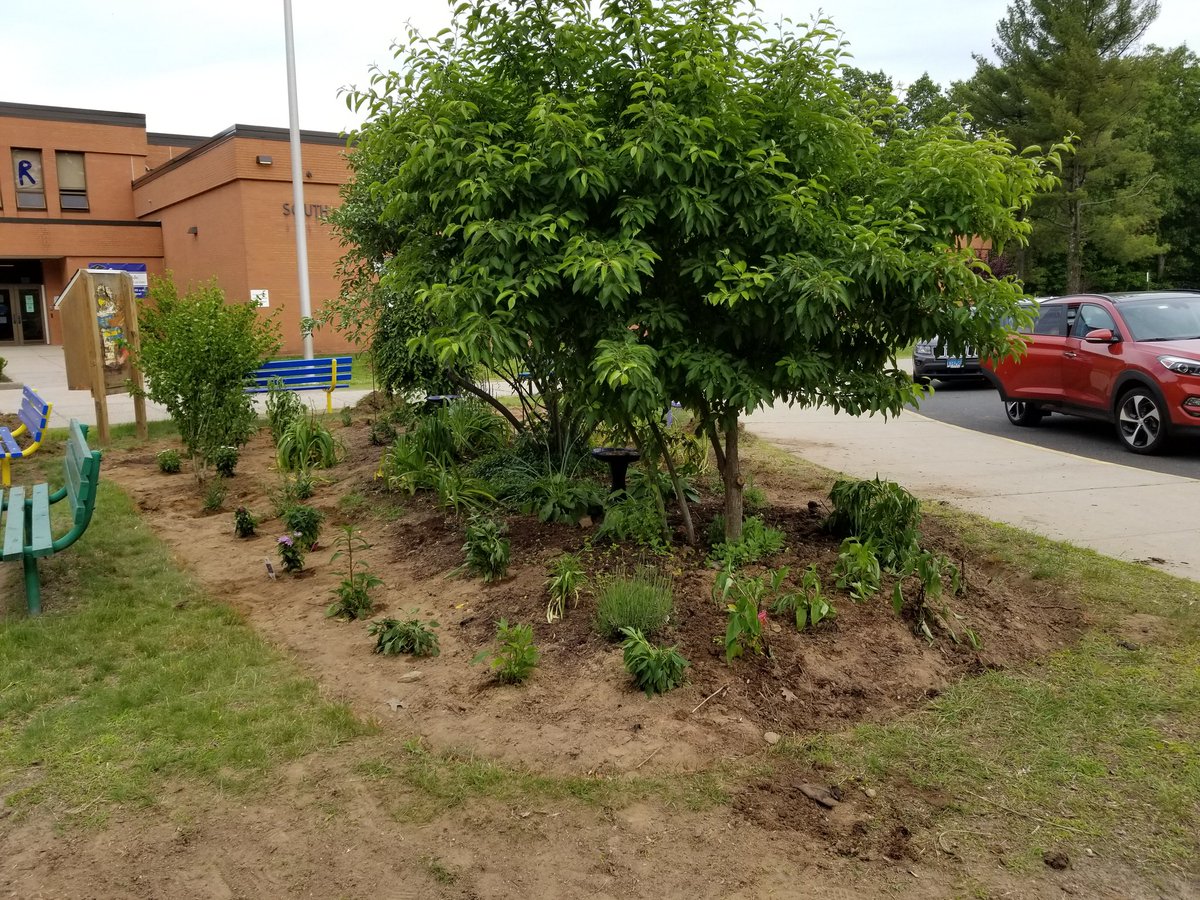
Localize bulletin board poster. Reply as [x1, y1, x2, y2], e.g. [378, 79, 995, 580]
[89, 262, 148, 298]
[90, 272, 134, 393]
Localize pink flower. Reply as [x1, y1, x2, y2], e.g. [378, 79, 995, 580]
[278, 534, 294, 547]
[757, 609, 768, 626]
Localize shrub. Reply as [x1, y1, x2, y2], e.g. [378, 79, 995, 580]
[134, 276, 279, 464]
[523, 471, 603, 524]
[596, 493, 667, 551]
[463, 517, 510, 582]
[594, 567, 673, 639]
[716, 569, 769, 661]
[368, 614, 440, 657]
[472, 619, 539, 684]
[157, 449, 182, 474]
[202, 476, 227, 511]
[233, 505, 257, 538]
[826, 477, 922, 570]
[620, 627, 688, 696]
[209, 445, 239, 477]
[708, 515, 785, 568]
[277, 532, 306, 573]
[277, 413, 340, 471]
[545, 553, 586, 623]
[892, 549, 964, 643]
[369, 418, 398, 446]
[282, 503, 324, 549]
[266, 377, 305, 444]
[326, 525, 383, 620]
[440, 400, 509, 459]
[834, 537, 882, 602]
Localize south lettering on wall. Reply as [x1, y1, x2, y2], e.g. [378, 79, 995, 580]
[282, 203, 333, 218]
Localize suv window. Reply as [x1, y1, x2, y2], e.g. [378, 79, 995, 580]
[1032, 305, 1067, 336]
[1071, 303, 1118, 338]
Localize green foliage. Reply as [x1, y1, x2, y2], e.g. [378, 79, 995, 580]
[472, 620, 540, 684]
[708, 516, 785, 569]
[209, 445, 239, 478]
[369, 417, 398, 446]
[281, 503, 324, 549]
[619, 627, 689, 697]
[134, 276, 279, 462]
[368, 613, 440, 657]
[265, 377, 305, 445]
[596, 493, 667, 551]
[201, 476, 227, 511]
[156, 449, 181, 474]
[433, 463, 496, 517]
[524, 472, 603, 524]
[327, 525, 384, 621]
[826, 477, 921, 570]
[340, 406, 353, 427]
[892, 549, 965, 643]
[277, 413, 340, 471]
[769, 564, 835, 630]
[713, 568, 773, 661]
[276, 532, 306, 573]
[341, 0, 1059, 541]
[834, 537, 883, 602]
[232, 506, 257, 538]
[545, 553, 586, 623]
[439, 401, 510, 459]
[463, 517, 510, 582]
[594, 568, 673, 639]
[0, 356, 6, 380]
[382, 435, 434, 495]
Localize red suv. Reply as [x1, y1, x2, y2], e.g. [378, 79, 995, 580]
[985, 291, 1200, 454]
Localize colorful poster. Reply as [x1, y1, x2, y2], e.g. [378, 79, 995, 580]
[89, 263, 149, 298]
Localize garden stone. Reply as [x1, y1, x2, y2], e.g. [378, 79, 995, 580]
[398, 671, 424, 683]
[763, 731, 781, 745]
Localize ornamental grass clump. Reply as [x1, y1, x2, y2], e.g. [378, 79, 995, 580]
[594, 567, 674, 640]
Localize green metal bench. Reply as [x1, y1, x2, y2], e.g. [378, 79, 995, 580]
[0, 419, 101, 615]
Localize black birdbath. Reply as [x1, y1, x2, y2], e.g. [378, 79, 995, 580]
[591, 447, 641, 494]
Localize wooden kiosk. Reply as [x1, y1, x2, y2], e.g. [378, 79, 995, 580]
[54, 269, 148, 444]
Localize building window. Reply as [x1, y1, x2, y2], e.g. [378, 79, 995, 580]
[56, 151, 89, 211]
[12, 149, 46, 210]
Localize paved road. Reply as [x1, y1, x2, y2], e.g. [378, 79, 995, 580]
[911, 377, 1200, 479]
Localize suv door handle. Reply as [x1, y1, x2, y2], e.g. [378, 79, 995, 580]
[1063, 350, 1078, 359]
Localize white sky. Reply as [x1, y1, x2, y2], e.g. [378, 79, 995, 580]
[7, 1, 1199, 137]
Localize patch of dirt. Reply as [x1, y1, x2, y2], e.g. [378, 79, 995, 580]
[100, 419, 1086, 780]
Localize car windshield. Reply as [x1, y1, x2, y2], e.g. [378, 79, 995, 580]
[1118, 296, 1200, 342]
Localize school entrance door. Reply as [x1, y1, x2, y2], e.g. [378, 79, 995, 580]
[0, 285, 47, 344]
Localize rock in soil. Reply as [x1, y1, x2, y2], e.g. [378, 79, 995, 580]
[764, 731, 781, 745]
[397, 671, 424, 683]
[797, 783, 840, 809]
[1043, 849, 1071, 870]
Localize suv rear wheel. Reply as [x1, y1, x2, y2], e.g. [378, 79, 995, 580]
[1116, 387, 1169, 454]
[1005, 399, 1044, 427]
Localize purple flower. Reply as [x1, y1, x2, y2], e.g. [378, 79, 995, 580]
[277, 534, 294, 547]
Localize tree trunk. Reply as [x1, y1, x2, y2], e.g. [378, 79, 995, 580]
[649, 421, 696, 546]
[706, 421, 726, 479]
[722, 419, 744, 542]
[446, 371, 524, 432]
[1066, 166, 1085, 294]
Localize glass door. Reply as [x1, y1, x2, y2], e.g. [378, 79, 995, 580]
[0, 288, 16, 343]
[16, 287, 44, 343]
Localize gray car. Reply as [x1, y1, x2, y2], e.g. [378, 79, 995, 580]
[911, 339, 983, 384]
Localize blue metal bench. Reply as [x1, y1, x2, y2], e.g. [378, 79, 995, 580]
[1, 419, 101, 615]
[0, 386, 53, 487]
[246, 356, 353, 413]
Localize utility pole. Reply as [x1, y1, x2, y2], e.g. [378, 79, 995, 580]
[283, 0, 314, 359]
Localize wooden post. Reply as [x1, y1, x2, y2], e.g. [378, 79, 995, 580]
[119, 274, 148, 440]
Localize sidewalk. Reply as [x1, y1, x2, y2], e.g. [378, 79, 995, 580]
[747, 402, 1200, 582]
[0, 344, 373, 427]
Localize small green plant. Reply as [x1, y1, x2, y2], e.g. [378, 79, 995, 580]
[594, 567, 674, 639]
[282, 503, 324, 549]
[368, 613, 440, 657]
[719, 571, 769, 662]
[620, 627, 689, 696]
[463, 516, 510, 582]
[826, 476, 922, 570]
[545, 553, 586, 623]
[266, 377, 305, 444]
[382, 435, 435, 494]
[157, 449, 182, 474]
[523, 472, 602, 524]
[277, 532, 306, 573]
[233, 505, 257, 538]
[769, 564, 835, 630]
[202, 476, 227, 511]
[892, 549, 965, 642]
[340, 406, 353, 427]
[433, 462, 496, 516]
[209, 445, 239, 478]
[369, 418, 398, 446]
[472, 619, 540, 684]
[326, 525, 384, 620]
[708, 515, 785, 568]
[277, 412, 341, 471]
[0, 356, 6, 380]
[596, 493, 668, 551]
[834, 537, 882, 602]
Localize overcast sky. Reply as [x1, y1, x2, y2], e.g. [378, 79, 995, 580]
[8, 1, 1199, 137]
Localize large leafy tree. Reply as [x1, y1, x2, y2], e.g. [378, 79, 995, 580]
[344, 0, 1059, 539]
[956, 0, 1163, 293]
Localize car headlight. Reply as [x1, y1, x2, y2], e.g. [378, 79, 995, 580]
[1158, 355, 1200, 376]
[914, 341, 935, 356]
